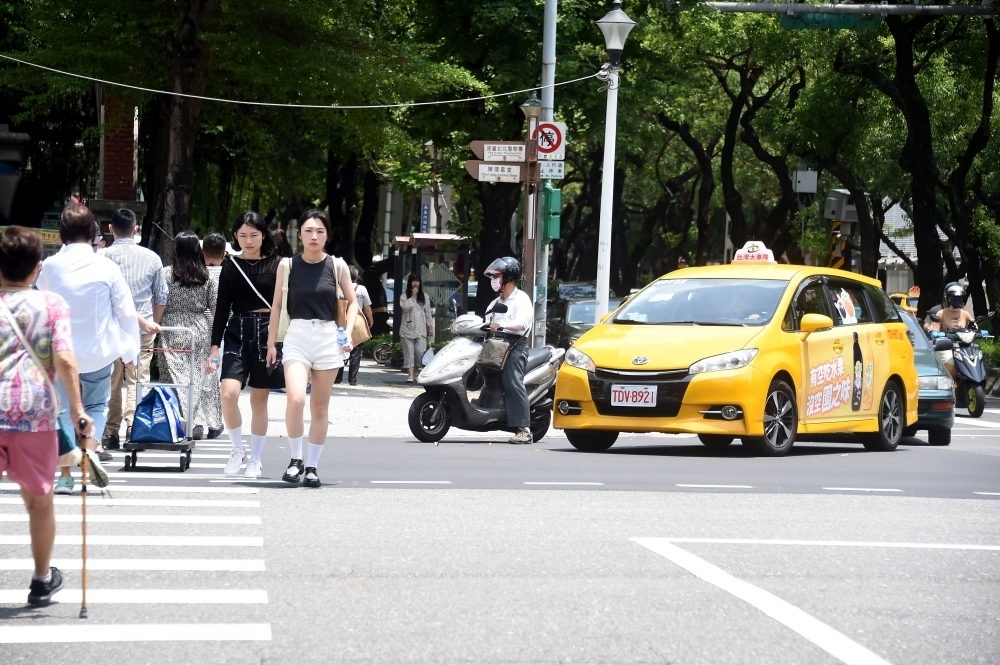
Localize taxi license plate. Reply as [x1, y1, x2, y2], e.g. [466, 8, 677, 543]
[610, 384, 657, 407]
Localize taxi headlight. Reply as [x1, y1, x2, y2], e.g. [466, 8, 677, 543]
[689, 349, 758, 375]
[565, 347, 596, 372]
[919, 375, 954, 390]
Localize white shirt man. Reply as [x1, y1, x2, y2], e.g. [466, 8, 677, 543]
[486, 286, 533, 337]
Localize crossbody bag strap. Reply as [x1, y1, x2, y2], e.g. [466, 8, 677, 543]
[229, 258, 272, 311]
[0, 294, 61, 410]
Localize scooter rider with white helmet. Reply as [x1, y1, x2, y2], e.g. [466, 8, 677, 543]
[483, 257, 534, 444]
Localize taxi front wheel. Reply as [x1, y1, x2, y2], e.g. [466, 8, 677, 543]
[861, 380, 903, 452]
[742, 379, 797, 457]
[566, 430, 619, 452]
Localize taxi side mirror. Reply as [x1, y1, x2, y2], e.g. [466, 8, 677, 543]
[600, 311, 614, 323]
[799, 313, 834, 336]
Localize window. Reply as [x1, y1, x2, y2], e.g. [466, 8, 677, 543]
[828, 281, 873, 326]
[863, 284, 902, 323]
[789, 280, 832, 330]
[613, 279, 788, 327]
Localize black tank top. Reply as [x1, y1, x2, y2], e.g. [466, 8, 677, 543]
[287, 255, 338, 321]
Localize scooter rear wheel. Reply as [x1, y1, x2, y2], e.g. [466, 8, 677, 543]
[966, 384, 985, 417]
[408, 393, 452, 443]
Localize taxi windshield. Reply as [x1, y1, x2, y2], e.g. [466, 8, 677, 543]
[613, 278, 787, 326]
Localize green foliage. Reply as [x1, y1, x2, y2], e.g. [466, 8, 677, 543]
[977, 338, 1000, 368]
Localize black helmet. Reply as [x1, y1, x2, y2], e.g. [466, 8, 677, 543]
[485, 256, 522, 284]
[945, 283, 965, 308]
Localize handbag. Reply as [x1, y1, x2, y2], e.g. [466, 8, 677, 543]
[352, 285, 373, 345]
[0, 294, 82, 466]
[276, 257, 292, 342]
[130, 387, 185, 443]
[332, 257, 372, 346]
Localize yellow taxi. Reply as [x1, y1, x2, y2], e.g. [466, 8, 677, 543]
[553, 242, 918, 456]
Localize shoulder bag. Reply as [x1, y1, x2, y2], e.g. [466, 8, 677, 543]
[476, 307, 524, 374]
[332, 257, 372, 346]
[0, 294, 81, 466]
[229, 257, 274, 311]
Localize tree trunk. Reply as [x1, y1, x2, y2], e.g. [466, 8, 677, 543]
[474, 181, 522, 315]
[354, 169, 381, 270]
[326, 150, 359, 262]
[363, 257, 393, 336]
[720, 93, 749, 248]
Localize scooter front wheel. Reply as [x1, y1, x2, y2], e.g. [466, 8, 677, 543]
[966, 384, 985, 418]
[408, 393, 452, 443]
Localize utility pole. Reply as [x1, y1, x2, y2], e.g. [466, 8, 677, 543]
[534, 0, 558, 349]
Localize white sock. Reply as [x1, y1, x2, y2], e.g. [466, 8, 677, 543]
[289, 436, 303, 459]
[306, 443, 324, 468]
[227, 426, 244, 454]
[250, 434, 266, 460]
[32, 571, 52, 583]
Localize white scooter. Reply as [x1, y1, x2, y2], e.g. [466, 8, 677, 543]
[407, 307, 565, 443]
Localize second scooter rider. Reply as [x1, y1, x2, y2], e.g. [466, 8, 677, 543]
[483, 257, 534, 444]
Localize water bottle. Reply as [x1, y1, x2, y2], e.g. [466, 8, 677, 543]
[337, 326, 349, 353]
[203, 356, 219, 393]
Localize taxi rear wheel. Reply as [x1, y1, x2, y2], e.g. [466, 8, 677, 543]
[566, 430, 619, 452]
[698, 435, 734, 449]
[861, 380, 903, 451]
[743, 379, 797, 457]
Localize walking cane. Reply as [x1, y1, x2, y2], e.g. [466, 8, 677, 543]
[78, 418, 89, 620]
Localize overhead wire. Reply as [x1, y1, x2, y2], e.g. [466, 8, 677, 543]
[0, 53, 599, 109]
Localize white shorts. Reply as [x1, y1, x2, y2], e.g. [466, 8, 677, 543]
[281, 320, 345, 371]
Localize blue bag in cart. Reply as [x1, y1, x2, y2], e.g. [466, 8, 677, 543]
[130, 387, 185, 443]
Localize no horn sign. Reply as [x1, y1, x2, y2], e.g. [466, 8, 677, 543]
[534, 122, 566, 160]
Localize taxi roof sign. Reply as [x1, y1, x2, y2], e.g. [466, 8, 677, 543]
[732, 241, 776, 263]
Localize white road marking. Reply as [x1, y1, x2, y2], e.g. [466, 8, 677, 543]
[0, 623, 272, 643]
[651, 538, 1000, 551]
[953, 419, 1000, 429]
[677, 484, 754, 489]
[523, 482, 605, 486]
[633, 538, 893, 665]
[110, 453, 232, 459]
[60, 472, 229, 479]
[0, 589, 268, 604]
[973, 492, 1000, 496]
[0, 484, 257, 494]
[980, 408, 1000, 415]
[369, 480, 452, 484]
[0, 535, 262, 546]
[0, 558, 266, 571]
[0, 498, 260, 508]
[0, 514, 261, 525]
[823, 487, 903, 492]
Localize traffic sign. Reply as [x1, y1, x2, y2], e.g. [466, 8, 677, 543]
[535, 121, 566, 160]
[464, 160, 524, 183]
[470, 141, 526, 163]
[539, 161, 564, 180]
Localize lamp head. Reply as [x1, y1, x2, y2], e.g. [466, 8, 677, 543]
[520, 90, 542, 119]
[596, 1, 636, 68]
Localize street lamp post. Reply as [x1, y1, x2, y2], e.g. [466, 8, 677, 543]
[593, 1, 635, 325]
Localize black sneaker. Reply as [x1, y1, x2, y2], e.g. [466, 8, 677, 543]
[192, 425, 204, 441]
[282, 459, 304, 484]
[207, 426, 224, 440]
[103, 433, 120, 450]
[27, 567, 64, 606]
[303, 467, 321, 488]
[96, 449, 113, 462]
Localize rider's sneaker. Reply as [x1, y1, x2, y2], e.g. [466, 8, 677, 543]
[508, 428, 533, 445]
[282, 459, 304, 484]
[53, 476, 74, 495]
[244, 457, 263, 479]
[224, 449, 246, 477]
[27, 567, 64, 606]
[303, 467, 321, 488]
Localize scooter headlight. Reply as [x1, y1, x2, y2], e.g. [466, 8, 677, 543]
[565, 347, 596, 372]
[956, 331, 976, 344]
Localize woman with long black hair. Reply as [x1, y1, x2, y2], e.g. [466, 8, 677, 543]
[207, 212, 284, 479]
[266, 210, 358, 487]
[159, 231, 220, 440]
[399, 273, 433, 383]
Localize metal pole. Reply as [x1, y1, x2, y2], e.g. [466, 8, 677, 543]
[594, 70, 619, 325]
[535, 0, 558, 348]
[522, 116, 539, 338]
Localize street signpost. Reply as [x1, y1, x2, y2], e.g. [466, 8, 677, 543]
[535, 121, 566, 160]
[539, 161, 564, 180]
[464, 160, 524, 183]
[470, 141, 526, 163]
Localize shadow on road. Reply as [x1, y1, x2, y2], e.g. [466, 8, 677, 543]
[546, 442, 888, 458]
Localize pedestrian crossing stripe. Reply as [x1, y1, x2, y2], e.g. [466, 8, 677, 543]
[0, 498, 260, 507]
[0, 558, 266, 571]
[0, 514, 262, 525]
[0, 485, 258, 493]
[0, 589, 267, 604]
[0, 623, 272, 643]
[0, 535, 263, 546]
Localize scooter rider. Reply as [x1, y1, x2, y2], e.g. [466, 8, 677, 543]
[925, 283, 975, 333]
[483, 257, 534, 444]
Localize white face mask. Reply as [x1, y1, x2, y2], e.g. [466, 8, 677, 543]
[490, 276, 502, 293]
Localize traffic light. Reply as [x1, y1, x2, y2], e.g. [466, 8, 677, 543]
[542, 183, 561, 244]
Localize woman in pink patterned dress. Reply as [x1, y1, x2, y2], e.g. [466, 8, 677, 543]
[0, 226, 92, 606]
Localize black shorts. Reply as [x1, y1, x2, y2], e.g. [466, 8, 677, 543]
[220, 312, 286, 390]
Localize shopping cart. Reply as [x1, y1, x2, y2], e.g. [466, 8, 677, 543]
[123, 326, 197, 472]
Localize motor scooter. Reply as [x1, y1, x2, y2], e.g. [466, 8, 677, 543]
[407, 305, 565, 443]
[928, 310, 995, 417]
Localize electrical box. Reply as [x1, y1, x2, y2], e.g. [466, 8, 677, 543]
[542, 183, 561, 243]
[793, 170, 818, 194]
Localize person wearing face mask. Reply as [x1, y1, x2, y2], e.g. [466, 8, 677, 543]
[925, 283, 976, 333]
[399, 273, 434, 383]
[483, 257, 534, 445]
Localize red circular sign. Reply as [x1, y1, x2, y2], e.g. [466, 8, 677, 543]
[535, 122, 563, 154]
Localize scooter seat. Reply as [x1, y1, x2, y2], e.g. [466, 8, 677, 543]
[524, 347, 551, 373]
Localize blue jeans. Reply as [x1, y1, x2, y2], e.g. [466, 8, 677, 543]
[57, 362, 114, 448]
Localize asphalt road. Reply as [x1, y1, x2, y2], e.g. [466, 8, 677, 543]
[1, 396, 997, 664]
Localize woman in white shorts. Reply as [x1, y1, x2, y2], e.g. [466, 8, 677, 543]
[266, 210, 358, 487]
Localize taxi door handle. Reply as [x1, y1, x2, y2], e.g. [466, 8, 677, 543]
[874, 334, 886, 345]
[832, 340, 843, 352]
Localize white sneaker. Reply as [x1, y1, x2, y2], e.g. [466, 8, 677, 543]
[244, 457, 263, 479]
[224, 449, 246, 477]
